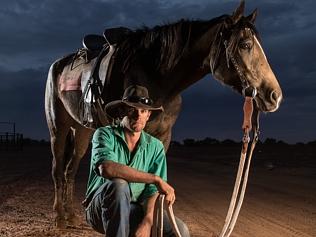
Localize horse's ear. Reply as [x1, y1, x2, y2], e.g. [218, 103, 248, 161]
[231, 0, 245, 24]
[247, 8, 258, 23]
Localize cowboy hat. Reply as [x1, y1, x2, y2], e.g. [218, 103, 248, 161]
[104, 85, 163, 120]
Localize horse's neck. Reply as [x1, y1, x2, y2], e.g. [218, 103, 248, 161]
[159, 21, 222, 97]
[114, 19, 223, 100]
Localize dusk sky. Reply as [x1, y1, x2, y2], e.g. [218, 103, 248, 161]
[0, 0, 315, 143]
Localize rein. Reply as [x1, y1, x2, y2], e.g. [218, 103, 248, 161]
[209, 21, 261, 237]
[152, 101, 260, 237]
[152, 194, 182, 237]
[219, 97, 260, 237]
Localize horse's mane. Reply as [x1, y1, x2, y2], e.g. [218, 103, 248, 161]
[119, 14, 259, 77]
[119, 15, 228, 75]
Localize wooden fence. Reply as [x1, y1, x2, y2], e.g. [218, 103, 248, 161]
[0, 132, 23, 151]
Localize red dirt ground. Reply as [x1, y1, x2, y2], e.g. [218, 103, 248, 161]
[0, 144, 315, 237]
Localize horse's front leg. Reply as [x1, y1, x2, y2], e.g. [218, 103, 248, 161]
[64, 126, 93, 226]
[51, 128, 70, 228]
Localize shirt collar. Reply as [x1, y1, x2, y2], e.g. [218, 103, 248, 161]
[113, 125, 151, 149]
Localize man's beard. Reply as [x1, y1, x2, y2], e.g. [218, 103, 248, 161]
[121, 117, 144, 132]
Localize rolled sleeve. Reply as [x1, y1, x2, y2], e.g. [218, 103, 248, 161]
[91, 127, 118, 175]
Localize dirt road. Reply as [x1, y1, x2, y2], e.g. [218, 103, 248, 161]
[0, 145, 315, 237]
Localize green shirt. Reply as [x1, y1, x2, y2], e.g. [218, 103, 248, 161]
[86, 125, 167, 202]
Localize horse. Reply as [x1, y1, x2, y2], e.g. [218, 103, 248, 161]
[45, 1, 282, 229]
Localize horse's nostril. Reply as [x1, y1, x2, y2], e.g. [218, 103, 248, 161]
[270, 90, 279, 102]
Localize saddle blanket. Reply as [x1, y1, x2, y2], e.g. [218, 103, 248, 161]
[58, 45, 115, 97]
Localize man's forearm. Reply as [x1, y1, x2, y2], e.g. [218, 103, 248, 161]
[142, 193, 159, 225]
[99, 161, 160, 184]
[99, 161, 175, 205]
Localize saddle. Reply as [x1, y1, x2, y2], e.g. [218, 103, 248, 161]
[77, 27, 132, 128]
[59, 27, 132, 127]
[82, 27, 132, 60]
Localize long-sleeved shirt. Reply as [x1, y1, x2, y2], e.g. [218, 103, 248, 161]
[85, 125, 167, 202]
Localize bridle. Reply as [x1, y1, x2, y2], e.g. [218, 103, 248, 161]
[228, 46, 258, 98]
[210, 22, 258, 98]
[209, 20, 261, 237]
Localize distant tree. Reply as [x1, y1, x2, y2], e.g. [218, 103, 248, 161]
[183, 138, 196, 147]
[200, 137, 220, 146]
[221, 139, 238, 145]
[276, 140, 288, 145]
[40, 139, 50, 145]
[264, 138, 277, 145]
[22, 138, 50, 146]
[295, 142, 305, 146]
[169, 140, 182, 147]
[22, 138, 34, 145]
[307, 140, 316, 146]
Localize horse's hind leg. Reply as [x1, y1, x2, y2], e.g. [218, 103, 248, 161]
[64, 125, 93, 226]
[48, 106, 73, 228]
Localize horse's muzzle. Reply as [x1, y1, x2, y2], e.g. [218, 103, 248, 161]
[256, 89, 283, 113]
[269, 89, 283, 112]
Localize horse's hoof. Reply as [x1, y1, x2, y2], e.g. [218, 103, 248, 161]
[66, 214, 80, 226]
[55, 217, 67, 229]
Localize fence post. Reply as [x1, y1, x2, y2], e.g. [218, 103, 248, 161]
[19, 133, 23, 151]
[5, 132, 8, 151]
[0, 132, 23, 151]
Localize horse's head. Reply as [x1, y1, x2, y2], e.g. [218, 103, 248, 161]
[209, 1, 282, 112]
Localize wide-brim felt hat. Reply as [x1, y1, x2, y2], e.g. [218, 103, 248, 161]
[104, 85, 164, 120]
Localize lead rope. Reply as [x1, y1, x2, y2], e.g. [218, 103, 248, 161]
[219, 97, 260, 237]
[152, 194, 182, 237]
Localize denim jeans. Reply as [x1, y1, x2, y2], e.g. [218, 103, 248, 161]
[85, 178, 190, 237]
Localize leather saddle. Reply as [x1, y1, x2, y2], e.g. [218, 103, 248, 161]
[82, 27, 132, 56]
[78, 27, 132, 128]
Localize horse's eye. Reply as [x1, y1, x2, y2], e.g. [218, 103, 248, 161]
[240, 41, 252, 50]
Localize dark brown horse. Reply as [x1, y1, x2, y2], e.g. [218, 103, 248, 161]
[45, 1, 282, 228]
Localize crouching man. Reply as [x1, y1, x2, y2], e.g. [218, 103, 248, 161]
[83, 85, 190, 237]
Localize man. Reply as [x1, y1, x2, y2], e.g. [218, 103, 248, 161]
[84, 85, 190, 237]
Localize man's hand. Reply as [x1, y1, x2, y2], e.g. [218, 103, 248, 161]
[155, 177, 175, 205]
[133, 218, 152, 237]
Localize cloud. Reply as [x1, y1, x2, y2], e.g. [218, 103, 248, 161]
[0, 0, 315, 143]
[0, 67, 48, 139]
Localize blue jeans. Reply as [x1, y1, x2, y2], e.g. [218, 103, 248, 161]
[85, 178, 190, 237]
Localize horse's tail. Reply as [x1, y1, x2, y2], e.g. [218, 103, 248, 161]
[45, 60, 59, 131]
[45, 54, 74, 130]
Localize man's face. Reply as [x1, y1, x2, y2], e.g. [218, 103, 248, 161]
[123, 106, 151, 133]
